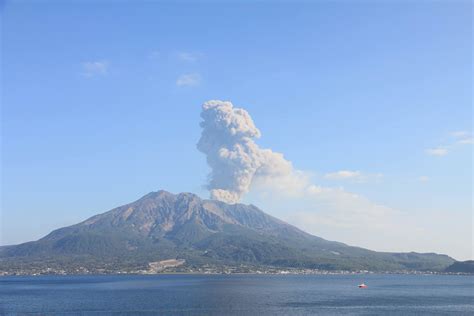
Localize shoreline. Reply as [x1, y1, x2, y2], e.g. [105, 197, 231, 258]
[1, 271, 472, 277]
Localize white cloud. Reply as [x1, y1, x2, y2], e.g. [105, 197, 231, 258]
[248, 176, 471, 259]
[451, 131, 469, 138]
[450, 130, 473, 145]
[81, 61, 108, 77]
[324, 170, 361, 180]
[418, 175, 430, 182]
[426, 147, 448, 156]
[251, 173, 391, 224]
[177, 52, 201, 62]
[280, 200, 472, 260]
[176, 73, 201, 87]
[457, 138, 474, 145]
[425, 130, 473, 157]
[247, 171, 472, 258]
[249, 165, 396, 238]
[324, 170, 383, 183]
[250, 176, 411, 249]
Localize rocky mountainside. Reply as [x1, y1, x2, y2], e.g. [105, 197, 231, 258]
[0, 190, 455, 273]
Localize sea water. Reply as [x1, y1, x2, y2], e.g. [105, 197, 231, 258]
[1, 274, 473, 315]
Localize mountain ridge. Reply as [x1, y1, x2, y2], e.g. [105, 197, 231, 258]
[444, 260, 474, 274]
[0, 190, 455, 274]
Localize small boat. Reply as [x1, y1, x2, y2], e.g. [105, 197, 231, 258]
[358, 283, 368, 288]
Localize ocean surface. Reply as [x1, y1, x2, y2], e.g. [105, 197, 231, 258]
[0, 274, 473, 315]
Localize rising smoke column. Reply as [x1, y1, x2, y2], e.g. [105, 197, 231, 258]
[197, 100, 293, 203]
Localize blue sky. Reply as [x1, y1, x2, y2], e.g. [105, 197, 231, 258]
[1, 1, 472, 260]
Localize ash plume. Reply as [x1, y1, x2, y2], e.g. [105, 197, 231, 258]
[197, 100, 293, 203]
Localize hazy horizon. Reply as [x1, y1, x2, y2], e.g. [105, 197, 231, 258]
[1, 1, 472, 261]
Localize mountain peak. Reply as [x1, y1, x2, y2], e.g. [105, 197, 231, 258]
[141, 189, 174, 199]
[0, 190, 455, 273]
[140, 190, 202, 202]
